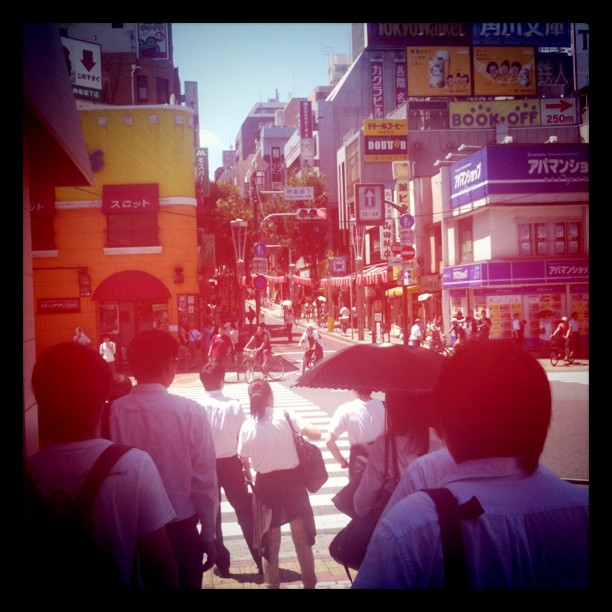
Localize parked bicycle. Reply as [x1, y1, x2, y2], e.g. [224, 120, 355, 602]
[430, 334, 456, 357]
[237, 348, 285, 383]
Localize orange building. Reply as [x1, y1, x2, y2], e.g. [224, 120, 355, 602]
[32, 104, 200, 368]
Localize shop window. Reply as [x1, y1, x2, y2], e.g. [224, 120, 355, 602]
[518, 221, 583, 257]
[31, 216, 55, 250]
[459, 218, 473, 263]
[106, 212, 158, 247]
[137, 75, 148, 102]
[156, 77, 169, 104]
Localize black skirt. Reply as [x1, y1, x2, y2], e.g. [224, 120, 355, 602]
[252, 466, 316, 549]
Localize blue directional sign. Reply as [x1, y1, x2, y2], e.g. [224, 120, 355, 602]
[253, 242, 267, 258]
[399, 213, 414, 229]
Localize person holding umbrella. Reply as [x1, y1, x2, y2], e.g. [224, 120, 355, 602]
[352, 340, 589, 589]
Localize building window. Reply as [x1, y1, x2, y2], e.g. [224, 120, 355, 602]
[458, 218, 473, 263]
[31, 216, 55, 250]
[156, 77, 169, 104]
[106, 212, 158, 247]
[137, 75, 148, 102]
[518, 221, 583, 257]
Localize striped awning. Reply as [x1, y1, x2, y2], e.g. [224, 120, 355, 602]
[292, 275, 313, 287]
[357, 263, 388, 286]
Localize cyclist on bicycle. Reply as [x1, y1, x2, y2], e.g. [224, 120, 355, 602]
[298, 324, 325, 372]
[243, 322, 272, 371]
[549, 316, 568, 356]
[565, 312, 580, 361]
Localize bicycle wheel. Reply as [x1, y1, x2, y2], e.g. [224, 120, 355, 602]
[245, 360, 264, 383]
[265, 355, 285, 380]
[550, 349, 559, 367]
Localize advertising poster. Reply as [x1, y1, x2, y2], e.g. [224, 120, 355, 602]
[407, 47, 471, 97]
[137, 23, 170, 60]
[472, 22, 572, 47]
[473, 47, 536, 96]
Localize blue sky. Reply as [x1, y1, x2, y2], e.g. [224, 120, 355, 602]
[172, 23, 352, 172]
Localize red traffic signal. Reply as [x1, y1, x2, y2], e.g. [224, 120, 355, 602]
[296, 207, 327, 220]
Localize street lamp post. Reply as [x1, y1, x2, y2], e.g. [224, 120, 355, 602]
[350, 217, 366, 341]
[230, 219, 248, 330]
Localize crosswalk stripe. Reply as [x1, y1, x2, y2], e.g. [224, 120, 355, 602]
[547, 371, 589, 385]
[169, 379, 352, 538]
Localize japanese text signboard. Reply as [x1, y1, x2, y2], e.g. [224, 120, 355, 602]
[363, 119, 408, 162]
[102, 184, 160, 214]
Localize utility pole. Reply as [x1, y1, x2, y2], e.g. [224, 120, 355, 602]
[251, 175, 261, 324]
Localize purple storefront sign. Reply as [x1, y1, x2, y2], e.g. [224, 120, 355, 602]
[451, 144, 589, 208]
[444, 258, 588, 289]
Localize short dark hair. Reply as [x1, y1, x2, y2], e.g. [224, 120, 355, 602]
[199, 361, 225, 390]
[127, 329, 179, 381]
[32, 342, 113, 443]
[432, 340, 551, 473]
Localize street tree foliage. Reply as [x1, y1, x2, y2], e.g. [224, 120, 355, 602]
[202, 171, 330, 285]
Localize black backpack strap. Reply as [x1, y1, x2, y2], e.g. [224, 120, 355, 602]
[422, 488, 484, 589]
[74, 444, 132, 524]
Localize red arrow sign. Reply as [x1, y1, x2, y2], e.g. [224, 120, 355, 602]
[401, 245, 416, 261]
[545, 99, 572, 113]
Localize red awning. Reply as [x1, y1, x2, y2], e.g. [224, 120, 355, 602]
[92, 270, 171, 301]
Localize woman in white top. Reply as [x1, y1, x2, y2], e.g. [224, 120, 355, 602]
[238, 378, 321, 589]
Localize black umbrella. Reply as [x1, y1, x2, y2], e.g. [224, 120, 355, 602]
[536, 309, 554, 318]
[292, 343, 444, 395]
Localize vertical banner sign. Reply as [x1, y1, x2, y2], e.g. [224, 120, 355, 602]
[370, 60, 384, 118]
[136, 24, 170, 60]
[194, 148, 210, 198]
[184, 81, 200, 148]
[271, 146, 282, 189]
[394, 59, 407, 108]
[299, 100, 313, 138]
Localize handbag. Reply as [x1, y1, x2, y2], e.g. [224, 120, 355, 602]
[329, 433, 399, 580]
[284, 412, 328, 493]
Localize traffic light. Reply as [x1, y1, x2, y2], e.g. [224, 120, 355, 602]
[295, 207, 328, 220]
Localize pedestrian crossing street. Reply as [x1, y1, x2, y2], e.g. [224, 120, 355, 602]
[169, 379, 352, 538]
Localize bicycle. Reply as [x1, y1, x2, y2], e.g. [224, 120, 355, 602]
[238, 348, 285, 383]
[550, 339, 575, 367]
[431, 335, 455, 357]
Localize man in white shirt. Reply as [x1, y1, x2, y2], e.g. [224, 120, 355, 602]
[72, 326, 91, 346]
[99, 336, 117, 375]
[109, 329, 219, 589]
[353, 340, 589, 589]
[325, 389, 385, 477]
[26, 342, 178, 590]
[199, 361, 263, 577]
[409, 318, 423, 347]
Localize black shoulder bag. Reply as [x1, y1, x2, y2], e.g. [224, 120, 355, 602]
[329, 432, 399, 581]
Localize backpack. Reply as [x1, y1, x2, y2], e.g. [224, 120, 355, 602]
[22, 444, 133, 592]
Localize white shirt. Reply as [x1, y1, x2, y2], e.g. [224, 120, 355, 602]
[299, 329, 324, 349]
[353, 449, 589, 589]
[27, 438, 176, 589]
[99, 341, 116, 363]
[238, 407, 308, 474]
[409, 323, 422, 341]
[201, 389, 246, 459]
[340, 306, 350, 318]
[73, 330, 91, 345]
[539, 319, 553, 341]
[187, 328, 202, 343]
[109, 383, 218, 540]
[327, 397, 385, 446]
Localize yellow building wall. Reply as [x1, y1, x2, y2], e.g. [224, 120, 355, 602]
[34, 106, 199, 356]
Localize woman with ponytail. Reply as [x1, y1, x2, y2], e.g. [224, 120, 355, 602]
[238, 379, 321, 589]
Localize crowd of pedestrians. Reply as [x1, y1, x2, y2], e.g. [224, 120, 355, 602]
[24, 306, 588, 590]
